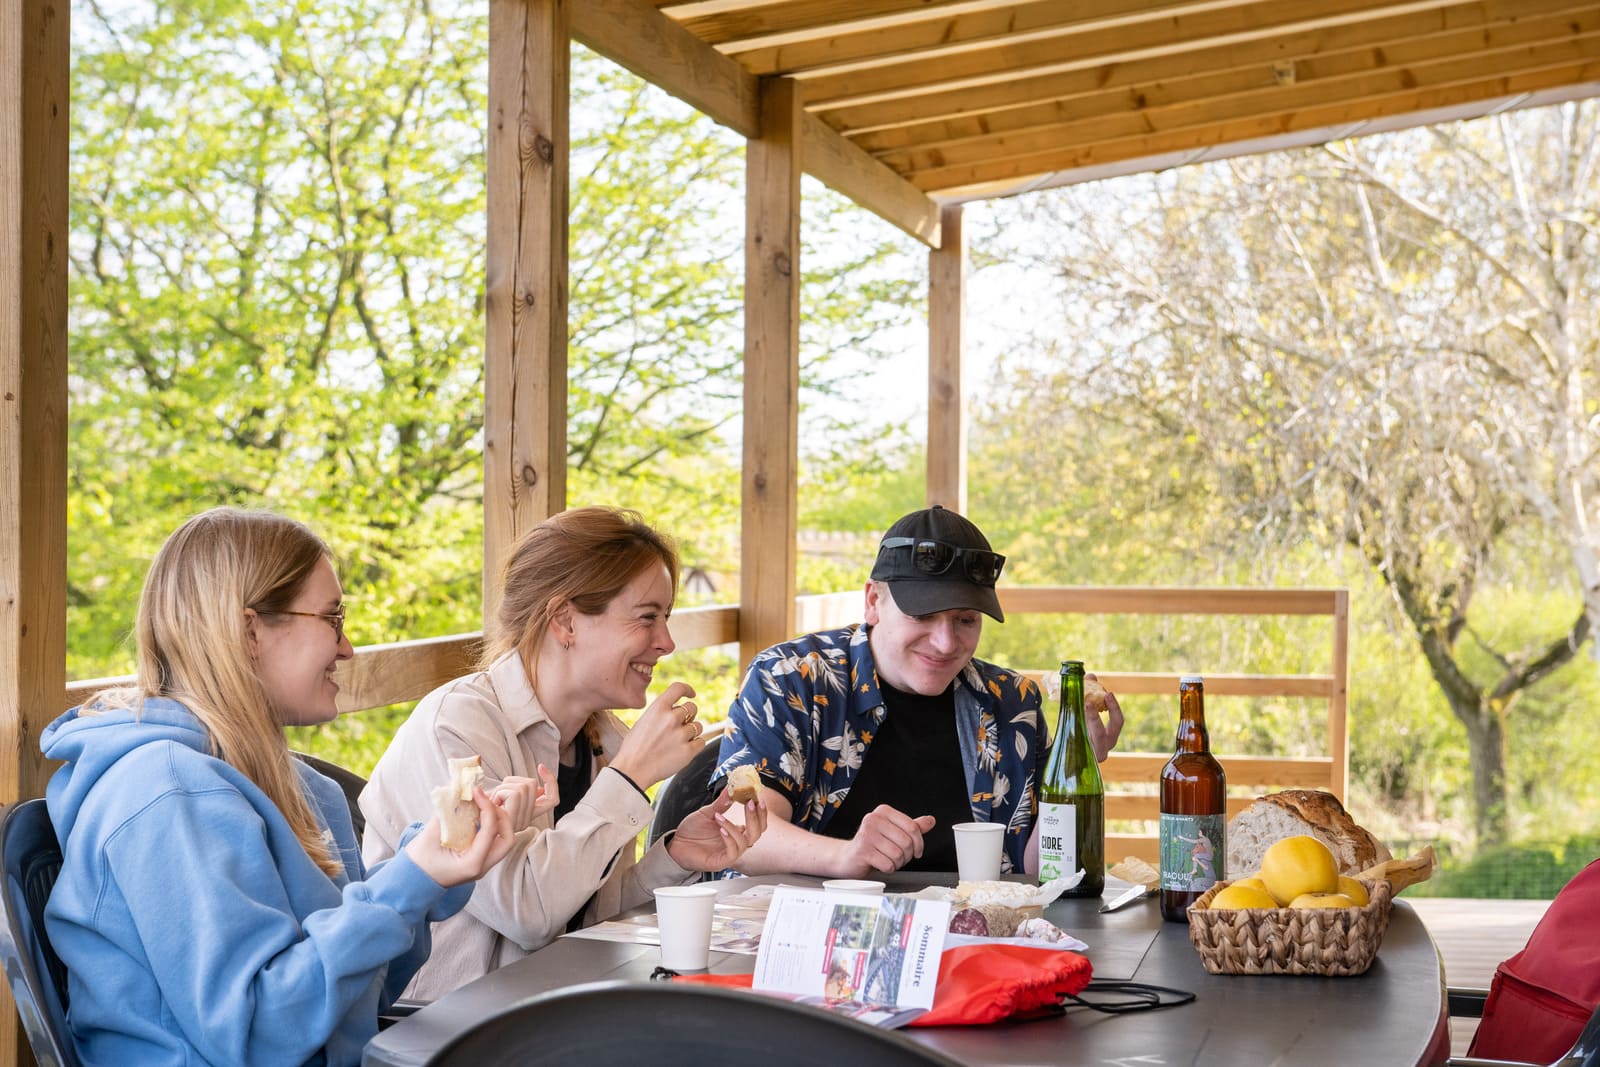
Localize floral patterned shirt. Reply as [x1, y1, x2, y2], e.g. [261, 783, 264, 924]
[715, 623, 1049, 873]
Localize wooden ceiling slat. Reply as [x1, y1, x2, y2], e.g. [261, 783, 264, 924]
[731, 0, 1258, 75]
[795, 0, 1462, 109]
[886, 31, 1600, 174]
[674, 0, 1034, 49]
[701, 0, 1230, 59]
[907, 52, 1600, 191]
[828, 0, 1594, 139]
[852, 3, 1599, 156]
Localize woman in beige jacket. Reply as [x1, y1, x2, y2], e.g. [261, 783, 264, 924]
[359, 507, 767, 998]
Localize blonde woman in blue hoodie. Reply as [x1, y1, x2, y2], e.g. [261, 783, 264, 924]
[40, 508, 551, 1066]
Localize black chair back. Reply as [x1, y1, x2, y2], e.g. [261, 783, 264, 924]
[293, 751, 368, 840]
[422, 980, 963, 1067]
[0, 799, 79, 1067]
[648, 741, 723, 846]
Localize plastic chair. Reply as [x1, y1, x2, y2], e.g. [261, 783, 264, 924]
[648, 741, 723, 846]
[0, 799, 80, 1067]
[422, 980, 963, 1067]
[1446, 990, 1600, 1067]
[293, 751, 368, 840]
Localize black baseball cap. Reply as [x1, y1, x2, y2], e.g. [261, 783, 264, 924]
[869, 506, 1006, 622]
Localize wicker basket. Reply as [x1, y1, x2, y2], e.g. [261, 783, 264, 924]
[1186, 878, 1393, 976]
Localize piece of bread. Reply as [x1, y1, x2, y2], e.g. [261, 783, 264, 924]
[1084, 676, 1109, 717]
[1358, 845, 1436, 894]
[727, 764, 762, 804]
[1226, 789, 1392, 877]
[431, 755, 484, 850]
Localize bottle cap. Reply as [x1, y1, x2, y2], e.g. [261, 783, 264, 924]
[1060, 660, 1084, 674]
[1180, 673, 1204, 685]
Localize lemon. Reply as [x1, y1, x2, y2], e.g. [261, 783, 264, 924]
[1289, 892, 1358, 909]
[1336, 876, 1370, 907]
[1260, 836, 1339, 905]
[1209, 884, 1280, 910]
[1233, 875, 1270, 894]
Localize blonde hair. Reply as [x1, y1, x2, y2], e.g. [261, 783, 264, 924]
[485, 507, 678, 751]
[92, 507, 342, 878]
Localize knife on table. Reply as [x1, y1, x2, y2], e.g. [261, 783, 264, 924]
[1099, 883, 1151, 912]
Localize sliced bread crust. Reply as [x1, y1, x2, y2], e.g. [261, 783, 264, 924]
[1226, 789, 1391, 876]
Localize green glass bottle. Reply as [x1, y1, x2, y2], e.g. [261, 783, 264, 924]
[1037, 660, 1105, 897]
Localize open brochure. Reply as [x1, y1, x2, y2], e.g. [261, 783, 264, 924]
[750, 886, 951, 1028]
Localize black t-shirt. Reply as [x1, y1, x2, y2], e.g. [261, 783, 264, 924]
[554, 740, 593, 823]
[823, 679, 972, 871]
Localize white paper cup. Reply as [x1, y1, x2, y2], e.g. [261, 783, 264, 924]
[654, 884, 719, 971]
[821, 878, 886, 894]
[952, 822, 1005, 882]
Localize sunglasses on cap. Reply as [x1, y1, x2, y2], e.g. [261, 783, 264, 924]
[879, 537, 1006, 585]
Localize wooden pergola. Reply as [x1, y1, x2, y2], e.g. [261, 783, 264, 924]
[6, 0, 1600, 1060]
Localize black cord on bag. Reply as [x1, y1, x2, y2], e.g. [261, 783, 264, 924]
[1062, 979, 1196, 1014]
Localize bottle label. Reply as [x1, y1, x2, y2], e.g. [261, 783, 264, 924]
[1037, 802, 1077, 882]
[1158, 813, 1224, 893]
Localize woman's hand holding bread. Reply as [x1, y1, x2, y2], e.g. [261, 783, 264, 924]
[405, 787, 519, 887]
[665, 786, 769, 872]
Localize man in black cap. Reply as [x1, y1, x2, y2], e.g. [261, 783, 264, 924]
[714, 506, 1122, 878]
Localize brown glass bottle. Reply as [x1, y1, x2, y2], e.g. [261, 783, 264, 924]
[1158, 674, 1226, 922]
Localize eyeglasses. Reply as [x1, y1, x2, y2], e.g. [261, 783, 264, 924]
[257, 605, 346, 640]
[879, 537, 1005, 584]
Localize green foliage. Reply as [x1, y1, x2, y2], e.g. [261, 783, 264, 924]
[1407, 834, 1600, 900]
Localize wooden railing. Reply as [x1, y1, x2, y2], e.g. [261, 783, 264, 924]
[62, 586, 1349, 866]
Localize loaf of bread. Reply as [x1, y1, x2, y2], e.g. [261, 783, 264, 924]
[1226, 789, 1391, 876]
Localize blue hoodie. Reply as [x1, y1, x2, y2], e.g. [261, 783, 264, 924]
[40, 697, 470, 1066]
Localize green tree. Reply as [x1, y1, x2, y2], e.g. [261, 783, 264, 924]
[68, 0, 918, 694]
[973, 103, 1600, 844]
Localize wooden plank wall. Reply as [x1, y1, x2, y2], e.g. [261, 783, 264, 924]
[483, 0, 570, 622]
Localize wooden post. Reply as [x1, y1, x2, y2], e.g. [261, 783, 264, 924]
[484, 0, 569, 623]
[740, 77, 801, 669]
[927, 203, 966, 512]
[2, 0, 69, 1061]
[1330, 589, 1351, 803]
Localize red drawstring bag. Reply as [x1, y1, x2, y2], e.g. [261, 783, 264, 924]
[1467, 858, 1600, 1062]
[675, 944, 1092, 1026]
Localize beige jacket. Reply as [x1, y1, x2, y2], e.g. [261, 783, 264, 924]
[359, 651, 694, 999]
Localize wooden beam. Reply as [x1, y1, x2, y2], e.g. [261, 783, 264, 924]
[730, 0, 1268, 75]
[573, 0, 941, 244]
[1018, 670, 1339, 699]
[999, 586, 1346, 616]
[820, 0, 1596, 134]
[799, 113, 941, 245]
[62, 604, 744, 716]
[907, 50, 1600, 190]
[849, 1, 1600, 153]
[926, 203, 965, 511]
[683, 0, 1192, 51]
[1330, 589, 1350, 803]
[883, 29, 1600, 175]
[572, 0, 761, 138]
[740, 77, 803, 669]
[484, 0, 570, 621]
[2, 0, 68, 1060]
[1104, 753, 1337, 788]
[797, 0, 1462, 109]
